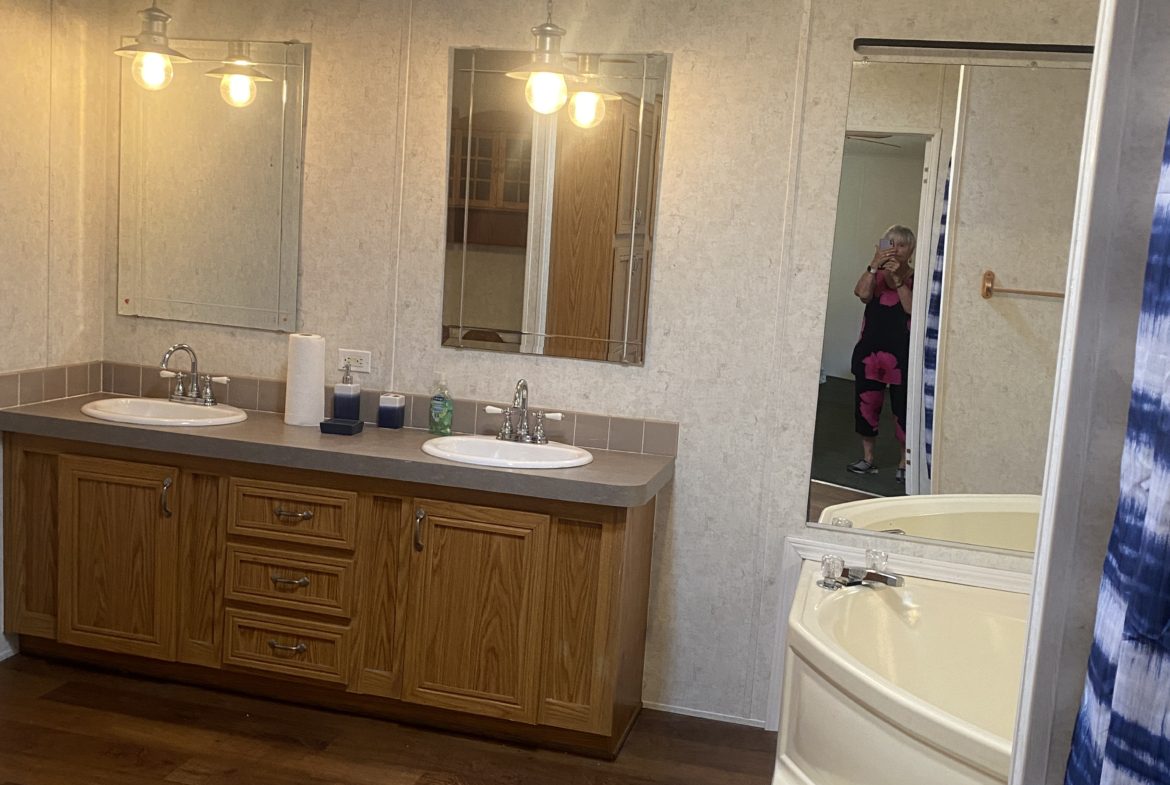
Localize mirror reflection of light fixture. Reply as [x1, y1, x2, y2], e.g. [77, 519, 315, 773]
[506, 1, 576, 114]
[114, 3, 190, 91]
[567, 54, 621, 129]
[204, 42, 273, 108]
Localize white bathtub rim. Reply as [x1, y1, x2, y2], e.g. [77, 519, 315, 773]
[787, 567, 1013, 779]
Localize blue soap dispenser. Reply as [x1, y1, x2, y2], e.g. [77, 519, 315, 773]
[333, 362, 361, 421]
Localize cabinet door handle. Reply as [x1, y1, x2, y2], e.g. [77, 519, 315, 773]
[414, 508, 426, 552]
[273, 507, 314, 522]
[270, 575, 311, 589]
[267, 639, 307, 655]
[160, 477, 173, 518]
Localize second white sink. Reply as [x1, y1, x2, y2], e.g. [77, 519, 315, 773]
[422, 434, 593, 469]
[82, 397, 248, 427]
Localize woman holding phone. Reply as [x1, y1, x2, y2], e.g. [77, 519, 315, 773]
[846, 224, 915, 482]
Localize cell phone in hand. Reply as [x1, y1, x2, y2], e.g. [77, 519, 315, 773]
[879, 238, 893, 251]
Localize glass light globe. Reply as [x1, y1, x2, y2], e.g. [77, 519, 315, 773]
[525, 71, 568, 115]
[220, 74, 257, 108]
[568, 92, 606, 129]
[132, 51, 173, 91]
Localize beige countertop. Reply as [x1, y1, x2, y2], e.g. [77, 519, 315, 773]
[0, 395, 674, 507]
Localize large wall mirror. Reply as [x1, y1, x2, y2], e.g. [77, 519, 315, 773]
[118, 39, 308, 332]
[806, 52, 1091, 552]
[442, 48, 669, 364]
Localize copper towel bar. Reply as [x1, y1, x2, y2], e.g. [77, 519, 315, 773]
[981, 270, 1065, 300]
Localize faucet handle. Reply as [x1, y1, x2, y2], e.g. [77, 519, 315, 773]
[496, 406, 514, 441]
[483, 405, 505, 415]
[865, 549, 888, 571]
[532, 412, 547, 444]
[210, 376, 230, 385]
[160, 370, 177, 379]
[542, 411, 564, 421]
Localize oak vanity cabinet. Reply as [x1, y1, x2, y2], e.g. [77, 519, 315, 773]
[2, 433, 657, 757]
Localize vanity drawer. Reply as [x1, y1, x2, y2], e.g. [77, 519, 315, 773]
[225, 544, 355, 619]
[223, 609, 350, 684]
[228, 478, 357, 550]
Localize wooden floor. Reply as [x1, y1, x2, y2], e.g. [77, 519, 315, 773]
[0, 654, 777, 785]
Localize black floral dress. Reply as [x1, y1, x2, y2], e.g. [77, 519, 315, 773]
[850, 270, 912, 443]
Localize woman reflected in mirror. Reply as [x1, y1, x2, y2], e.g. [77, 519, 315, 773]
[846, 225, 915, 483]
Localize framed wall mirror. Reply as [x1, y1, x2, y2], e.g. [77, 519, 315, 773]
[806, 52, 1092, 552]
[117, 38, 309, 332]
[442, 48, 669, 365]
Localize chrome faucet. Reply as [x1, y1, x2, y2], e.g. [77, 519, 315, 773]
[484, 380, 563, 445]
[513, 379, 530, 441]
[817, 551, 904, 590]
[160, 343, 227, 406]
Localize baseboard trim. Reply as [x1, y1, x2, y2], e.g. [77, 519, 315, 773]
[642, 701, 767, 728]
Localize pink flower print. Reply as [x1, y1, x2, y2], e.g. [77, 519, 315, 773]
[859, 391, 883, 428]
[862, 351, 902, 385]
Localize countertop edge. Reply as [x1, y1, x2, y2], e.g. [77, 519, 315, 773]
[0, 399, 674, 508]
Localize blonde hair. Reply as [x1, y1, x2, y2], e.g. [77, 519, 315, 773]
[883, 224, 917, 254]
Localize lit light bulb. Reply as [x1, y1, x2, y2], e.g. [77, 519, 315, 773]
[525, 71, 568, 115]
[132, 51, 173, 91]
[220, 73, 257, 108]
[568, 91, 606, 129]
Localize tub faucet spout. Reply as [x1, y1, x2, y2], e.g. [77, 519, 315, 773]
[856, 568, 904, 588]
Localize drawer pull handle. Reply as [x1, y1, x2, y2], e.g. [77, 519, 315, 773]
[414, 508, 426, 552]
[270, 575, 311, 589]
[267, 639, 308, 655]
[273, 507, 314, 522]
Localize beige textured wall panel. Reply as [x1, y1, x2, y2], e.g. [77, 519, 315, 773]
[932, 66, 1090, 495]
[0, 2, 51, 373]
[48, 0, 107, 367]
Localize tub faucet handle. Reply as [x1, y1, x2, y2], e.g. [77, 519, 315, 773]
[818, 554, 847, 590]
[865, 549, 888, 571]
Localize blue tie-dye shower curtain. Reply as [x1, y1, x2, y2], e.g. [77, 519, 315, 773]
[1064, 121, 1170, 785]
[923, 165, 950, 478]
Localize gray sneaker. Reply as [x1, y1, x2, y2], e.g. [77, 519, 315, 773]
[846, 459, 878, 475]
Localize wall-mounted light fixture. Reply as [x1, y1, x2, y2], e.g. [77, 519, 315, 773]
[114, 3, 190, 91]
[204, 42, 273, 108]
[506, 1, 576, 115]
[567, 54, 620, 129]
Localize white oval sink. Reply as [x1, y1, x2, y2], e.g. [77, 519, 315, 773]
[422, 434, 593, 469]
[81, 397, 248, 427]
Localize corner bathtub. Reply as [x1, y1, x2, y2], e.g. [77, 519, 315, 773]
[775, 561, 1029, 785]
[817, 493, 1041, 552]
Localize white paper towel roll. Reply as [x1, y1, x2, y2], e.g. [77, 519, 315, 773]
[284, 333, 326, 426]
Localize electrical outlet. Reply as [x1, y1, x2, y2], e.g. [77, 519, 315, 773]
[337, 349, 372, 373]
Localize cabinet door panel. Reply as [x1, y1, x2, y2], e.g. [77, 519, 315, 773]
[539, 518, 619, 733]
[58, 456, 179, 660]
[404, 500, 548, 722]
[4, 445, 58, 638]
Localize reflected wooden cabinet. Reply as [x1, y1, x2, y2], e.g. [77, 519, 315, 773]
[56, 455, 180, 660]
[3, 434, 656, 758]
[403, 500, 549, 722]
[448, 111, 532, 249]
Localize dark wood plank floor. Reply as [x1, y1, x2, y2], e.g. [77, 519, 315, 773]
[0, 655, 776, 785]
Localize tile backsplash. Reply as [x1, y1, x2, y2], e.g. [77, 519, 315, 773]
[0, 362, 101, 408]
[99, 362, 679, 457]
